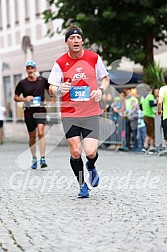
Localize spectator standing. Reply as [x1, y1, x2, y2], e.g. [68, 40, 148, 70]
[123, 89, 138, 151]
[112, 96, 123, 123]
[157, 74, 167, 147]
[110, 96, 124, 150]
[137, 107, 146, 151]
[141, 88, 157, 151]
[0, 105, 7, 144]
[153, 88, 159, 114]
[100, 93, 113, 149]
[127, 100, 138, 150]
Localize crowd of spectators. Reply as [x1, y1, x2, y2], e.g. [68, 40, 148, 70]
[100, 86, 159, 152]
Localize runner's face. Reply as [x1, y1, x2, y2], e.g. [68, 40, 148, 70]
[66, 34, 83, 52]
[26, 66, 36, 77]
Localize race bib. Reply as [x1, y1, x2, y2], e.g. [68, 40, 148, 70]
[30, 96, 41, 107]
[70, 86, 90, 101]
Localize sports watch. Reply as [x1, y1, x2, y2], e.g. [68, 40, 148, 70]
[99, 87, 105, 95]
[57, 86, 62, 94]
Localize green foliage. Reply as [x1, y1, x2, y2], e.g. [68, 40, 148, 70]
[43, 0, 167, 68]
[76, 13, 86, 21]
[144, 62, 165, 89]
[143, 16, 156, 26]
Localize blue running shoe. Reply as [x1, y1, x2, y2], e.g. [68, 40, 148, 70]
[31, 158, 37, 169]
[40, 158, 48, 168]
[86, 161, 100, 187]
[78, 183, 90, 198]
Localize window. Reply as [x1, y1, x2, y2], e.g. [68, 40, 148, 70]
[15, 0, 19, 24]
[35, 0, 40, 17]
[14, 74, 22, 85]
[6, 0, 10, 28]
[3, 76, 12, 120]
[7, 34, 12, 47]
[0, 0, 2, 30]
[14, 74, 24, 120]
[25, 0, 30, 21]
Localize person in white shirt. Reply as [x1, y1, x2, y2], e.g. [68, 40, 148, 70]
[157, 74, 167, 147]
[0, 105, 7, 144]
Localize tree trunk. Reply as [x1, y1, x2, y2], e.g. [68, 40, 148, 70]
[143, 32, 154, 68]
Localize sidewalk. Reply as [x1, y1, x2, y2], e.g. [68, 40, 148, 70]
[0, 142, 167, 252]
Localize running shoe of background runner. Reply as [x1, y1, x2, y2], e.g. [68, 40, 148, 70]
[40, 157, 48, 168]
[31, 158, 37, 169]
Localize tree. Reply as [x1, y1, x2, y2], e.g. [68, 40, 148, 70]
[144, 62, 165, 89]
[43, 0, 167, 68]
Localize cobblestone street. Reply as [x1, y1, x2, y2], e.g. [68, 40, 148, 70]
[0, 143, 167, 252]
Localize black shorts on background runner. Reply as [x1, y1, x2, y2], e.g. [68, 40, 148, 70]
[0, 120, 3, 128]
[24, 107, 46, 132]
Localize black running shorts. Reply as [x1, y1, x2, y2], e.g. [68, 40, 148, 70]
[24, 107, 46, 132]
[62, 116, 99, 139]
[0, 120, 3, 128]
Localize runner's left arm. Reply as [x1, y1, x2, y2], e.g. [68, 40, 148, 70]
[96, 56, 110, 91]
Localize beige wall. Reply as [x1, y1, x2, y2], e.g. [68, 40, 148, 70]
[1, 38, 66, 76]
[0, 38, 67, 122]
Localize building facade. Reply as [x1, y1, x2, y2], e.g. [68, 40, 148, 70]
[0, 0, 66, 122]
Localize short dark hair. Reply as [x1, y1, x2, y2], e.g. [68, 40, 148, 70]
[66, 25, 82, 34]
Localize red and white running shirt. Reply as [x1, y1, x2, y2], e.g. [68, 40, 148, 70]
[48, 49, 108, 117]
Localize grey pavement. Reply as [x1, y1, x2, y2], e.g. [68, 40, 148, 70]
[0, 143, 167, 252]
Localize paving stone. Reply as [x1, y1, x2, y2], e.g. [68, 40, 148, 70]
[0, 143, 167, 251]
